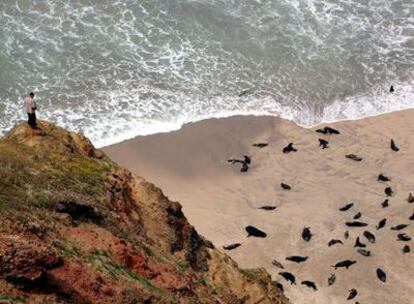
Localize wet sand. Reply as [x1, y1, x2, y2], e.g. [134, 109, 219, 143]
[103, 110, 414, 304]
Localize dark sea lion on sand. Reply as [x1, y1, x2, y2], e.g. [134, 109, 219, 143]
[283, 143, 297, 154]
[407, 193, 414, 203]
[286, 256, 308, 263]
[376, 218, 387, 230]
[347, 289, 358, 300]
[223, 243, 241, 250]
[363, 231, 376, 243]
[357, 249, 371, 257]
[390, 139, 399, 152]
[397, 233, 411, 241]
[328, 273, 336, 286]
[240, 162, 249, 172]
[280, 182, 291, 190]
[384, 187, 394, 197]
[328, 239, 343, 247]
[302, 227, 313, 242]
[253, 143, 268, 148]
[344, 231, 349, 239]
[316, 126, 340, 135]
[354, 237, 366, 248]
[346, 221, 368, 227]
[273, 281, 284, 293]
[278, 272, 296, 285]
[378, 173, 391, 182]
[245, 225, 267, 238]
[381, 199, 389, 208]
[353, 212, 362, 220]
[391, 224, 408, 231]
[301, 281, 318, 291]
[243, 155, 251, 165]
[319, 138, 329, 149]
[258, 205, 277, 211]
[402, 245, 410, 254]
[339, 202, 354, 211]
[376, 268, 387, 283]
[272, 260, 284, 269]
[332, 260, 356, 269]
[410, 212, 414, 221]
[346, 154, 362, 161]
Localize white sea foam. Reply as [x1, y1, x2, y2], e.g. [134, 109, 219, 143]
[0, 0, 413, 147]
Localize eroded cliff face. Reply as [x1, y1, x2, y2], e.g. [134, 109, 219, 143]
[0, 121, 289, 304]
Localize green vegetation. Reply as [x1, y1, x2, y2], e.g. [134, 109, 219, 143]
[0, 295, 27, 303]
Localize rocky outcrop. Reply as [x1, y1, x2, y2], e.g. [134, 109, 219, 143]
[0, 121, 289, 304]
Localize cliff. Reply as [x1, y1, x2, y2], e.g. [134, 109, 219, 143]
[0, 121, 289, 304]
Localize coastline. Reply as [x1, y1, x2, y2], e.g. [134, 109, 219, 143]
[103, 109, 414, 304]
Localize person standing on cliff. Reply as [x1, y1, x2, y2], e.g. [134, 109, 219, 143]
[24, 92, 37, 128]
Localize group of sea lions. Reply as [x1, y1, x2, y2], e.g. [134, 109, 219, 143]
[224, 125, 412, 302]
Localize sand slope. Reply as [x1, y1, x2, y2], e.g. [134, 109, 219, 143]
[104, 110, 414, 304]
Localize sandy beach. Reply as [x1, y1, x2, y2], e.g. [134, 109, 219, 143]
[103, 110, 414, 304]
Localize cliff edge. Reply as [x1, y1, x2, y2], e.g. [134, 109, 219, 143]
[0, 120, 288, 304]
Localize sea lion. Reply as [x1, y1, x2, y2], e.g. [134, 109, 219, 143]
[381, 199, 389, 208]
[344, 231, 349, 239]
[390, 85, 394, 92]
[332, 260, 356, 269]
[286, 256, 308, 263]
[339, 202, 354, 211]
[346, 154, 362, 161]
[353, 212, 362, 220]
[283, 143, 297, 153]
[390, 139, 399, 152]
[328, 239, 343, 247]
[378, 173, 391, 182]
[272, 260, 284, 269]
[238, 90, 250, 97]
[253, 143, 268, 148]
[376, 218, 387, 230]
[328, 273, 336, 286]
[245, 226, 267, 238]
[363, 231, 376, 243]
[377, 268, 387, 283]
[346, 221, 368, 227]
[278, 272, 296, 285]
[402, 245, 410, 254]
[223, 243, 241, 250]
[316, 126, 340, 135]
[410, 212, 414, 221]
[273, 281, 284, 293]
[391, 224, 408, 231]
[397, 233, 411, 241]
[258, 206, 277, 211]
[354, 237, 366, 248]
[384, 187, 394, 197]
[407, 193, 414, 203]
[228, 155, 251, 172]
[281, 183, 291, 190]
[244, 155, 251, 165]
[357, 249, 371, 257]
[301, 281, 317, 291]
[347, 289, 358, 300]
[302, 227, 313, 242]
[240, 162, 249, 172]
[319, 138, 329, 149]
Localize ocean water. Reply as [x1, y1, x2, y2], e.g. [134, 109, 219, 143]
[0, 0, 413, 147]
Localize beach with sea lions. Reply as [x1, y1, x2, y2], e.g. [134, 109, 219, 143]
[103, 110, 414, 304]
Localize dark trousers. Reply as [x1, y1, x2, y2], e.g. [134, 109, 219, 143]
[27, 113, 37, 128]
